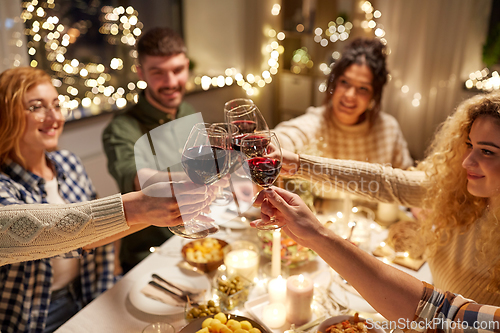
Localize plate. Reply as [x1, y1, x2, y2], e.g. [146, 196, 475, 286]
[317, 315, 385, 333]
[128, 266, 211, 315]
[179, 313, 270, 333]
[329, 279, 377, 314]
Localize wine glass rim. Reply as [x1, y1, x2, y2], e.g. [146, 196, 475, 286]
[224, 98, 254, 109]
[210, 122, 239, 135]
[224, 103, 257, 115]
[240, 130, 274, 141]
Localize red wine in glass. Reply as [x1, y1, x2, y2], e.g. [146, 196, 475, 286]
[241, 132, 283, 230]
[232, 120, 257, 133]
[245, 157, 281, 187]
[181, 145, 229, 186]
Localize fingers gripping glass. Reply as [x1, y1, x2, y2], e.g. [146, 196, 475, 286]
[241, 132, 283, 230]
[168, 123, 230, 239]
[26, 103, 71, 121]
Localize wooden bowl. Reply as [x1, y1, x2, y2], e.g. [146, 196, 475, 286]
[181, 238, 228, 273]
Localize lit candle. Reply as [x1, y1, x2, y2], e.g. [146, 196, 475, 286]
[271, 229, 281, 278]
[268, 275, 287, 304]
[343, 193, 352, 224]
[285, 274, 313, 326]
[376, 202, 399, 224]
[262, 303, 286, 329]
[224, 249, 259, 280]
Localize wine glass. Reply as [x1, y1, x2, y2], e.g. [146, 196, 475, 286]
[224, 99, 269, 178]
[210, 122, 239, 205]
[241, 131, 283, 230]
[168, 123, 230, 239]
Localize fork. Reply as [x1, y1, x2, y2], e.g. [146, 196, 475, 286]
[152, 273, 199, 299]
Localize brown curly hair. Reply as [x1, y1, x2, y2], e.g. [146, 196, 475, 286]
[417, 92, 500, 292]
[0, 67, 52, 167]
[323, 38, 388, 127]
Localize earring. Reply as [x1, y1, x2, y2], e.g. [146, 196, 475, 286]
[369, 100, 376, 110]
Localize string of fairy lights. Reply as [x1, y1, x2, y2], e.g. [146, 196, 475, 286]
[21, 0, 477, 117]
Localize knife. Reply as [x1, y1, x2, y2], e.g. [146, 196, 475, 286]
[148, 281, 198, 305]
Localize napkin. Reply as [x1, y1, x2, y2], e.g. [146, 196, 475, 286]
[140, 274, 206, 306]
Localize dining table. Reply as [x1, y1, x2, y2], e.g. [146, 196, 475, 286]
[54, 201, 432, 333]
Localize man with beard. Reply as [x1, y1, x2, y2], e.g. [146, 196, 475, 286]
[102, 27, 195, 274]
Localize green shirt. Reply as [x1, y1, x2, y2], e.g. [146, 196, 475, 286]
[102, 93, 196, 270]
[103, 93, 196, 194]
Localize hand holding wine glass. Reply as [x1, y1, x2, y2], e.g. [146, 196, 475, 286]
[241, 131, 283, 230]
[168, 123, 230, 239]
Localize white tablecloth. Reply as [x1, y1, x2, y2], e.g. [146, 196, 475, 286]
[55, 222, 432, 333]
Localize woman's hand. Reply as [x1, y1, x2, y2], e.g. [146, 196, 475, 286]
[280, 149, 300, 176]
[251, 186, 324, 250]
[123, 181, 211, 227]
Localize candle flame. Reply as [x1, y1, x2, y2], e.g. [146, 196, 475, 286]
[298, 274, 304, 283]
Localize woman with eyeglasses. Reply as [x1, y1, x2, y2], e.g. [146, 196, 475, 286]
[0, 67, 219, 333]
[274, 38, 413, 172]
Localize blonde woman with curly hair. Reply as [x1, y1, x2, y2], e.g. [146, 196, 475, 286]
[252, 92, 500, 323]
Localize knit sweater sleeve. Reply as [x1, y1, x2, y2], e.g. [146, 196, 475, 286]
[273, 106, 324, 153]
[0, 194, 128, 265]
[296, 154, 429, 207]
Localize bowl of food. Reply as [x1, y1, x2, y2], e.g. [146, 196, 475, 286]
[213, 273, 252, 311]
[181, 238, 228, 273]
[258, 230, 316, 268]
[317, 313, 384, 333]
[185, 300, 222, 323]
[180, 312, 267, 333]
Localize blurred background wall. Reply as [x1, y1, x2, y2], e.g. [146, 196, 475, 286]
[1, 0, 495, 196]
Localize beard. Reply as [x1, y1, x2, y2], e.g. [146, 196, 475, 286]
[147, 86, 184, 111]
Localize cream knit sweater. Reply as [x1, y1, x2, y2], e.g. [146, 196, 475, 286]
[274, 106, 414, 169]
[297, 154, 500, 306]
[0, 194, 128, 266]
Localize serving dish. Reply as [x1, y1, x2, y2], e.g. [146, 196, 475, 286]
[179, 313, 270, 333]
[317, 315, 385, 333]
[181, 238, 228, 273]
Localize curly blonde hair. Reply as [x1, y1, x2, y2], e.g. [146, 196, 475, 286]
[417, 92, 500, 292]
[0, 67, 52, 168]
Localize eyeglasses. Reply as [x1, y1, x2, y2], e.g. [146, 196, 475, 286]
[26, 103, 71, 121]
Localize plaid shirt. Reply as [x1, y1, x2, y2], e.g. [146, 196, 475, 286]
[0, 150, 115, 333]
[411, 282, 500, 333]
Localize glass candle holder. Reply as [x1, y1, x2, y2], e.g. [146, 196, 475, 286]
[223, 240, 260, 281]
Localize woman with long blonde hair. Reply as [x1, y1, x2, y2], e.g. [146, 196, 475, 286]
[259, 91, 500, 306]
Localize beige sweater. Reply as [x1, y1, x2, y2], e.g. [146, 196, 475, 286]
[298, 154, 500, 306]
[0, 194, 128, 266]
[274, 106, 414, 169]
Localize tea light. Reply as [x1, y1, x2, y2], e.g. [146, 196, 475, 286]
[268, 275, 287, 304]
[271, 229, 281, 278]
[224, 249, 259, 280]
[377, 202, 399, 224]
[262, 303, 286, 328]
[285, 274, 313, 326]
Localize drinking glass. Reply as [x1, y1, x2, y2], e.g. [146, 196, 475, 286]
[224, 98, 269, 178]
[168, 123, 230, 239]
[210, 122, 239, 205]
[241, 132, 283, 230]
